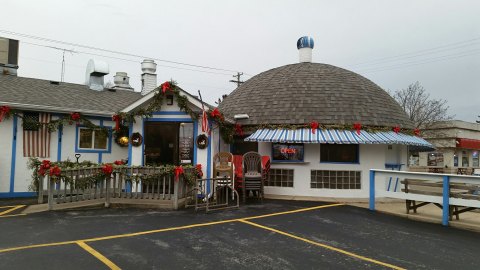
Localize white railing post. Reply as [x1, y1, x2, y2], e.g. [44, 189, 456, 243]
[38, 175, 44, 204]
[47, 176, 54, 210]
[369, 170, 376, 211]
[105, 176, 111, 208]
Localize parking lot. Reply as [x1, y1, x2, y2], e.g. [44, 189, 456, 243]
[1, 200, 479, 269]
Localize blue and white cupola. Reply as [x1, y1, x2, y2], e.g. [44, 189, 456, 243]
[297, 36, 314, 63]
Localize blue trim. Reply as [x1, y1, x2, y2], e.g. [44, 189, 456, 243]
[320, 161, 361, 165]
[9, 115, 18, 193]
[141, 119, 145, 166]
[145, 118, 193, 122]
[206, 123, 212, 194]
[442, 175, 450, 226]
[193, 120, 198, 165]
[57, 125, 63, 161]
[0, 192, 36, 198]
[98, 120, 103, 163]
[126, 121, 134, 193]
[369, 170, 375, 211]
[128, 122, 133, 166]
[151, 111, 189, 115]
[75, 125, 113, 153]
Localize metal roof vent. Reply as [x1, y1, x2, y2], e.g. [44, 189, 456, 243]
[111, 72, 133, 91]
[297, 36, 314, 63]
[85, 59, 109, 91]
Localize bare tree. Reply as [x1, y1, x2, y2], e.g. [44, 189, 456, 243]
[392, 82, 454, 128]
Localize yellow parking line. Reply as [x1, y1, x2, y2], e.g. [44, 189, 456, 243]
[238, 219, 405, 270]
[0, 214, 27, 218]
[0, 205, 25, 216]
[0, 203, 342, 254]
[0, 205, 24, 209]
[243, 203, 344, 220]
[77, 241, 121, 270]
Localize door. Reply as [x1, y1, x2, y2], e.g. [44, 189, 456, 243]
[144, 122, 179, 165]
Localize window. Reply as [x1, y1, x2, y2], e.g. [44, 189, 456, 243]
[409, 152, 419, 166]
[320, 144, 359, 163]
[473, 151, 479, 167]
[427, 152, 444, 167]
[272, 143, 304, 162]
[266, 169, 294, 187]
[311, 170, 361, 189]
[76, 127, 111, 152]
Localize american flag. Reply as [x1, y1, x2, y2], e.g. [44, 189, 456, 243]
[198, 90, 209, 134]
[201, 109, 209, 134]
[23, 113, 52, 158]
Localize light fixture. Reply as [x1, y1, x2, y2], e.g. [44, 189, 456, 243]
[234, 114, 249, 120]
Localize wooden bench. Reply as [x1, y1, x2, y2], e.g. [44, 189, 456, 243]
[401, 179, 480, 220]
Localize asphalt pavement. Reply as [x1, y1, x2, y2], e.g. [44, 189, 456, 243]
[0, 200, 479, 269]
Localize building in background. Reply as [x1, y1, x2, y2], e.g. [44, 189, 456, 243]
[409, 120, 480, 174]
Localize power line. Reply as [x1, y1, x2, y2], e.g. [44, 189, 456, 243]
[357, 49, 480, 73]
[350, 37, 480, 68]
[22, 41, 235, 76]
[0, 29, 242, 73]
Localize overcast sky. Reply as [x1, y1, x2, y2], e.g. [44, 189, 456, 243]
[2, 0, 479, 121]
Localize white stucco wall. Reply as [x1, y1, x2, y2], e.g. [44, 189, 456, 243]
[0, 117, 14, 193]
[0, 115, 129, 196]
[258, 143, 408, 198]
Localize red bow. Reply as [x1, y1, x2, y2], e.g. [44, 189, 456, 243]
[161, 81, 171, 94]
[114, 160, 124, 165]
[414, 128, 421, 136]
[70, 112, 81, 122]
[235, 123, 244, 136]
[353, 123, 362, 135]
[195, 164, 203, 178]
[210, 108, 222, 119]
[102, 164, 113, 176]
[49, 166, 61, 177]
[174, 166, 184, 182]
[112, 114, 121, 132]
[0, 105, 11, 122]
[310, 121, 319, 134]
[393, 126, 401, 134]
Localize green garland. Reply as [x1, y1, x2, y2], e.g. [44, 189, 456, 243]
[27, 158, 200, 190]
[115, 80, 199, 127]
[241, 123, 419, 136]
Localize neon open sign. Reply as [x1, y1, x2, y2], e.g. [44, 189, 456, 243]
[280, 148, 297, 154]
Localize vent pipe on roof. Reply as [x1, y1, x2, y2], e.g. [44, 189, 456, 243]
[0, 37, 19, 76]
[297, 36, 314, 63]
[141, 59, 157, 96]
[85, 59, 109, 91]
[112, 72, 133, 91]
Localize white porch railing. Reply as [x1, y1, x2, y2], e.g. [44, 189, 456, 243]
[37, 166, 195, 210]
[369, 169, 480, 226]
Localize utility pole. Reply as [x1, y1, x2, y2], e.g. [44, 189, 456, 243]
[229, 72, 244, 87]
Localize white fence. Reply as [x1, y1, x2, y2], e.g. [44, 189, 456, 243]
[369, 169, 480, 226]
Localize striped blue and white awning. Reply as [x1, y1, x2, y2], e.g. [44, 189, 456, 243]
[244, 128, 433, 147]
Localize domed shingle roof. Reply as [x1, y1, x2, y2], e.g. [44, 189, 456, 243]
[219, 63, 414, 129]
